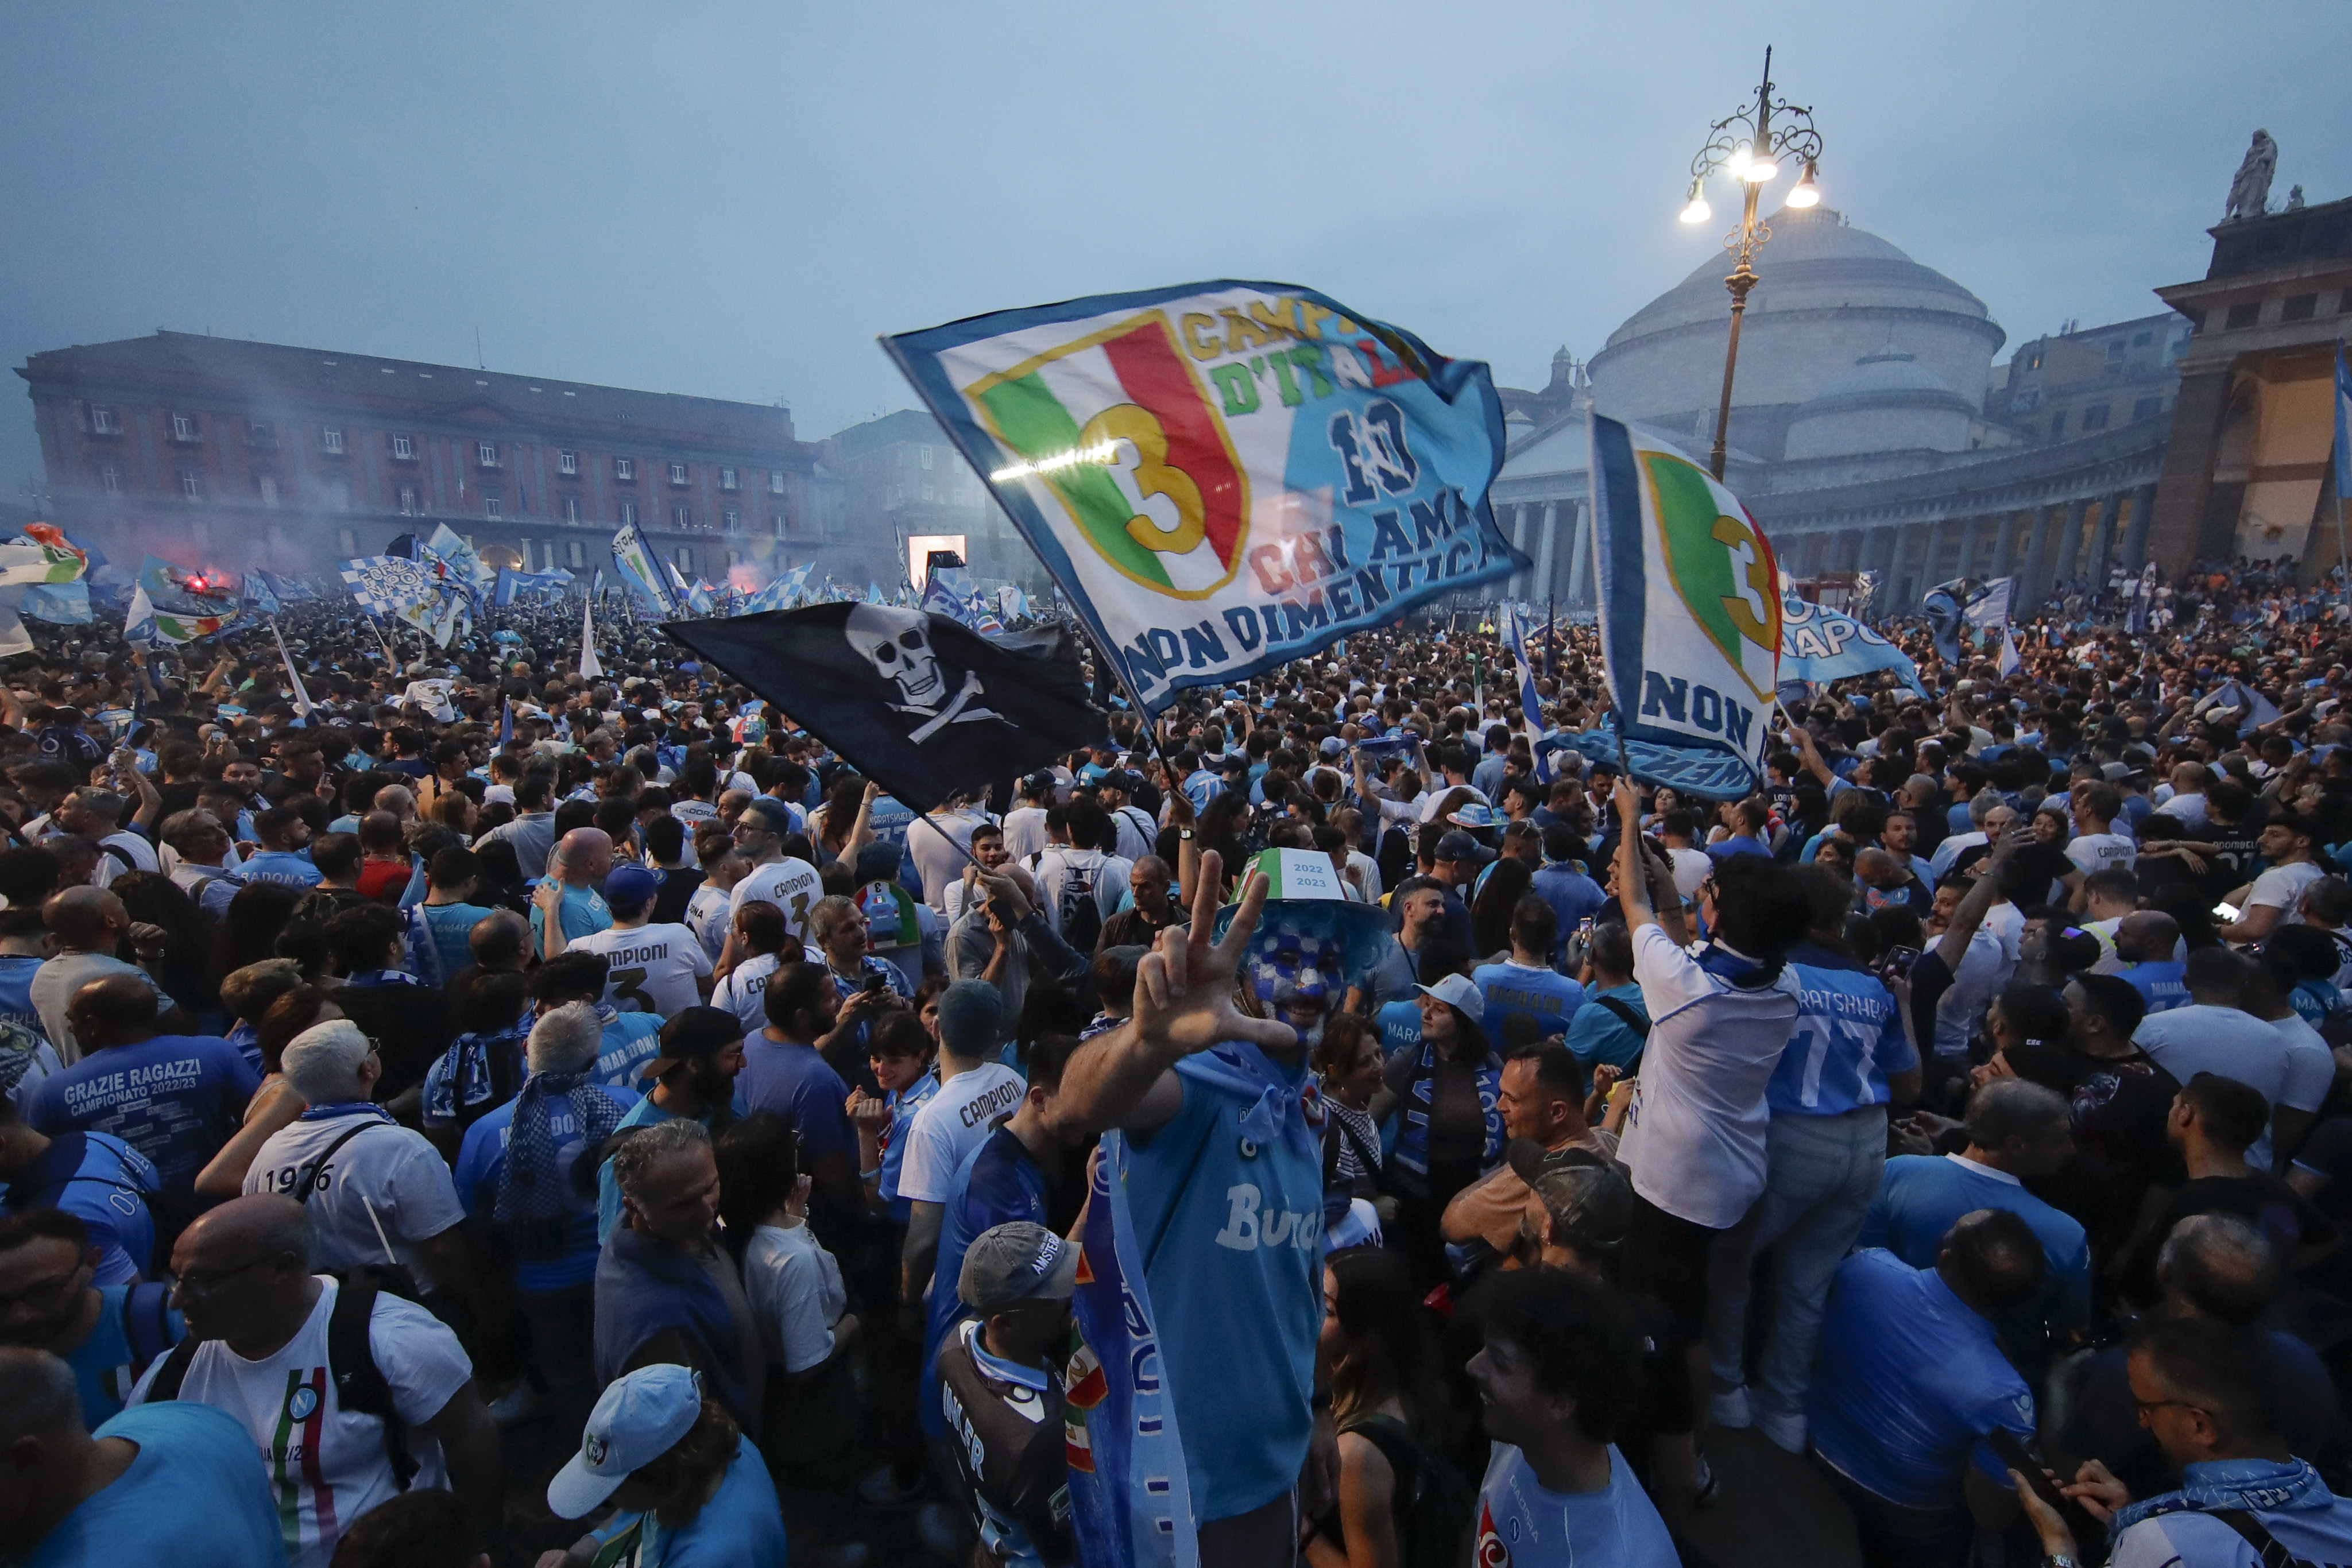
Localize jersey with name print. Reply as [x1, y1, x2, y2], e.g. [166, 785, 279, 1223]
[567, 922, 713, 1016]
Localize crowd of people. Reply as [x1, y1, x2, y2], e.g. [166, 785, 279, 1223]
[7, 555, 2352, 1567]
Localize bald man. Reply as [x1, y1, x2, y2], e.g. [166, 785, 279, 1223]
[0, 1344, 281, 1567]
[529, 827, 615, 959]
[27, 888, 164, 1065]
[127, 1195, 500, 1567]
[2113, 910, 2189, 1016]
[25, 976, 256, 1195]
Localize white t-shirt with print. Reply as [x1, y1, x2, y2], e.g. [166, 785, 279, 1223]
[2247, 860, 2325, 919]
[244, 1111, 466, 1288]
[744, 1220, 846, 1374]
[732, 857, 825, 945]
[897, 1062, 1027, 1205]
[129, 1276, 473, 1568]
[566, 922, 713, 1016]
[1034, 847, 1132, 940]
[2064, 833, 2137, 878]
[686, 882, 733, 961]
[713, 951, 784, 1035]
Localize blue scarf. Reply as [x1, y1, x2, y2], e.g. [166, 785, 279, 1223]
[2111, 1456, 2335, 1538]
[425, 1016, 531, 1125]
[344, 968, 425, 989]
[1390, 1037, 1503, 1178]
[494, 1069, 625, 1234]
[1175, 1042, 1324, 1164]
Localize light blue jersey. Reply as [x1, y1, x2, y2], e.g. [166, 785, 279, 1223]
[1472, 961, 1587, 1047]
[532, 883, 613, 947]
[1767, 943, 1918, 1117]
[2121, 960, 2190, 1016]
[593, 1008, 666, 1093]
[237, 849, 321, 887]
[878, 1068, 939, 1224]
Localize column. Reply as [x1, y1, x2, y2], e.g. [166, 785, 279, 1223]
[2121, 481, 2160, 570]
[2020, 504, 2057, 606]
[1510, 502, 1534, 599]
[1533, 500, 1559, 603]
[1952, 516, 1980, 581]
[2055, 497, 2091, 586]
[1566, 500, 1594, 606]
[1988, 509, 2020, 581]
[1923, 518, 1952, 592]
[2085, 493, 2125, 589]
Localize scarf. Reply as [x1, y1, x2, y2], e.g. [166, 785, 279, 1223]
[494, 1068, 626, 1233]
[1388, 1036, 1503, 1178]
[2111, 1456, 2335, 1538]
[424, 1016, 532, 1126]
[1697, 938, 1786, 989]
[1175, 1042, 1325, 1164]
[344, 968, 426, 989]
[404, 905, 443, 989]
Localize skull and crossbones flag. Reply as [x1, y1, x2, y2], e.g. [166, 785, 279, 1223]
[662, 605, 1109, 813]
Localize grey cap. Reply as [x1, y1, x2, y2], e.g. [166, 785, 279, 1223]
[1532, 1162, 1633, 1255]
[958, 1220, 1080, 1314]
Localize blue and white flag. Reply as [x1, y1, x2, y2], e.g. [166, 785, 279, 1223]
[1922, 577, 2011, 664]
[610, 525, 676, 614]
[1539, 714, 1763, 801]
[1066, 1133, 1198, 1568]
[1588, 416, 1780, 796]
[423, 523, 494, 598]
[18, 581, 92, 625]
[1777, 593, 1928, 696]
[243, 572, 280, 618]
[2337, 346, 2352, 501]
[339, 555, 438, 617]
[273, 618, 314, 724]
[883, 280, 1522, 714]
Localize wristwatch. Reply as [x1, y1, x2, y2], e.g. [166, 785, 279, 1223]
[1178, 828, 1195, 841]
[2041, 1555, 2077, 1568]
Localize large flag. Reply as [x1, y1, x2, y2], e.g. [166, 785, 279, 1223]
[662, 606, 1108, 813]
[1777, 592, 1928, 696]
[18, 581, 92, 625]
[1065, 1133, 1200, 1568]
[0, 533, 87, 586]
[423, 523, 494, 597]
[883, 280, 1523, 714]
[1922, 576, 2012, 664]
[124, 584, 228, 645]
[339, 554, 439, 617]
[611, 525, 676, 615]
[243, 572, 280, 618]
[2336, 346, 2351, 501]
[272, 619, 314, 722]
[1587, 415, 1781, 796]
[0, 609, 29, 657]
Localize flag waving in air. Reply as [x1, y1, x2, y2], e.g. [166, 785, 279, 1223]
[125, 584, 229, 645]
[884, 281, 1522, 714]
[1588, 416, 1781, 798]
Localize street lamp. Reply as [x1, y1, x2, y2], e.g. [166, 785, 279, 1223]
[1681, 45, 1824, 479]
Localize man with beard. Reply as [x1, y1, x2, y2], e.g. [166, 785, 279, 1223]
[0, 1209, 182, 1429]
[594, 1007, 748, 1244]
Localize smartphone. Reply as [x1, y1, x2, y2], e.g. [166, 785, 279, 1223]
[862, 974, 889, 997]
[1880, 944, 1921, 982]
[2213, 901, 2242, 922]
[1984, 1428, 2091, 1535]
[1578, 916, 1596, 941]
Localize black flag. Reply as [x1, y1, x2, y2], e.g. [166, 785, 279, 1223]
[663, 605, 1108, 814]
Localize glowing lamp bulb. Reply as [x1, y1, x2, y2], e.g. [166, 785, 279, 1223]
[1678, 178, 1711, 225]
[1785, 158, 1820, 207]
[1742, 148, 1778, 182]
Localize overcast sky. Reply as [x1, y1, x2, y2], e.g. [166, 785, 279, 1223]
[1, 1, 2340, 505]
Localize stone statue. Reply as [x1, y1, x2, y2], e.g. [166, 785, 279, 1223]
[2287, 185, 2307, 211]
[2225, 130, 2277, 223]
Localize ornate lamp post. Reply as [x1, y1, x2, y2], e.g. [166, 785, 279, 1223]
[1678, 46, 1824, 479]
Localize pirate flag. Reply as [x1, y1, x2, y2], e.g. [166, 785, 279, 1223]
[663, 604, 1109, 813]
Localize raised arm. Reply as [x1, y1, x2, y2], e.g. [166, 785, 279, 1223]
[1055, 851, 1294, 1137]
[1932, 824, 2024, 971]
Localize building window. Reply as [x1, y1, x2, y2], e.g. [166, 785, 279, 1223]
[2082, 404, 2110, 431]
[97, 461, 124, 495]
[668, 462, 688, 486]
[2049, 410, 2067, 438]
[337, 527, 358, 556]
[558, 449, 578, 476]
[722, 508, 740, 531]
[390, 433, 416, 461]
[2132, 331, 2152, 347]
[614, 456, 635, 481]
[179, 469, 202, 500]
[247, 419, 276, 448]
[675, 547, 693, 574]
[562, 495, 580, 524]
[2283, 293, 2318, 323]
[619, 500, 637, 526]
[485, 495, 502, 520]
[920, 446, 935, 470]
[719, 467, 738, 490]
[87, 404, 119, 436]
[567, 539, 585, 568]
[2340, 288, 2352, 316]
[320, 426, 345, 455]
[672, 505, 691, 529]
[397, 485, 419, 514]
[477, 442, 498, 467]
[258, 475, 280, 507]
[170, 412, 199, 443]
[768, 470, 786, 495]
[2225, 301, 2262, 330]
[2133, 396, 2163, 421]
[2105, 340, 2126, 360]
[325, 478, 351, 512]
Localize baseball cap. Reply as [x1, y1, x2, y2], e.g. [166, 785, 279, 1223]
[1319, 736, 1347, 757]
[958, 1221, 1080, 1314]
[1020, 769, 1057, 795]
[1435, 829, 1495, 866]
[1416, 971, 1486, 1021]
[547, 1364, 704, 1518]
[737, 797, 795, 836]
[603, 865, 660, 915]
[1533, 1163, 1633, 1255]
[638, 1006, 746, 1081]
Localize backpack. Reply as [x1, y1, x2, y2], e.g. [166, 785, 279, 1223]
[1341, 1414, 1477, 1568]
[119, 1279, 178, 1376]
[145, 1265, 424, 1491]
[1055, 859, 1105, 954]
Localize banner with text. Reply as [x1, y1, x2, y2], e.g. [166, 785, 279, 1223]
[1589, 416, 1781, 796]
[1777, 592, 1927, 696]
[884, 281, 1522, 713]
